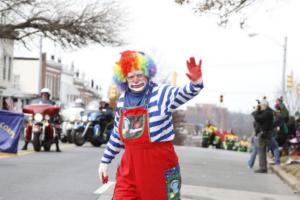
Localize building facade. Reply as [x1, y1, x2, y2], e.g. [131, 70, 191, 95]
[13, 53, 101, 106]
[0, 39, 22, 110]
[60, 64, 80, 104]
[42, 54, 62, 100]
[0, 39, 14, 88]
[13, 57, 40, 95]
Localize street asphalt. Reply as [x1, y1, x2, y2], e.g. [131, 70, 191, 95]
[0, 142, 299, 200]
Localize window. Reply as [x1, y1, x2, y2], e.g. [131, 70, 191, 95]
[56, 74, 60, 98]
[13, 75, 20, 89]
[3, 55, 6, 80]
[8, 57, 11, 81]
[46, 73, 51, 91]
[52, 74, 56, 98]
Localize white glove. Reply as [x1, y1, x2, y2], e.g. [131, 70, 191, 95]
[98, 163, 108, 184]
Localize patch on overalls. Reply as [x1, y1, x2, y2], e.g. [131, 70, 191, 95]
[165, 165, 181, 200]
[122, 114, 144, 139]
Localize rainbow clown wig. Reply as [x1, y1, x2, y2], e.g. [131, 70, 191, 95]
[113, 50, 157, 91]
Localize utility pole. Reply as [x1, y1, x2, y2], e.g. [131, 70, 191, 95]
[282, 36, 288, 100]
[38, 35, 43, 94]
[249, 33, 288, 100]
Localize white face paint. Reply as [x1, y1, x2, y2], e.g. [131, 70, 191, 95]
[127, 70, 148, 92]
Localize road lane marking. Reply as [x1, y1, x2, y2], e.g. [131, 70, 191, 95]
[0, 143, 76, 159]
[93, 181, 115, 194]
[0, 152, 17, 159]
[0, 150, 34, 159]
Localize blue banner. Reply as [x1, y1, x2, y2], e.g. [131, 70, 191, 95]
[0, 110, 24, 153]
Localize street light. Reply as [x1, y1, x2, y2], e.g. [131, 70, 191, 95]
[248, 33, 288, 100]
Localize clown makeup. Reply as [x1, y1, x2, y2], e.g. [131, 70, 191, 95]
[127, 70, 148, 92]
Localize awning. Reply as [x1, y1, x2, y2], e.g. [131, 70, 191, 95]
[2, 87, 37, 98]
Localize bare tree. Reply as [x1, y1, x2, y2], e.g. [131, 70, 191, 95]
[228, 111, 253, 138]
[0, 0, 124, 48]
[285, 88, 300, 115]
[175, 0, 269, 28]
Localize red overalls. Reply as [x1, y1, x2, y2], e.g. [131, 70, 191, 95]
[113, 105, 181, 200]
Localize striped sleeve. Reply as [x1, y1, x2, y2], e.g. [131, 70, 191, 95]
[100, 96, 125, 165]
[161, 80, 204, 114]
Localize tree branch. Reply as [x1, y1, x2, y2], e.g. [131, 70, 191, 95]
[175, 0, 259, 27]
[0, 0, 124, 48]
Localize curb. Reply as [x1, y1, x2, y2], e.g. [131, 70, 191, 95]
[270, 164, 300, 193]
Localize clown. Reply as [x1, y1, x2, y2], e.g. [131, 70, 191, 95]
[98, 50, 203, 200]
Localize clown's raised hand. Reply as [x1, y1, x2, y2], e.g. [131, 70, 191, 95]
[186, 57, 202, 83]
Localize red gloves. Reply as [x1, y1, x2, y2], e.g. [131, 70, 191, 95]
[98, 163, 109, 184]
[102, 174, 109, 184]
[186, 57, 202, 82]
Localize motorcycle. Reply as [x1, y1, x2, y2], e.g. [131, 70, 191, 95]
[223, 134, 237, 151]
[22, 99, 61, 152]
[202, 131, 223, 149]
[201, 130, 215, 148]
[237, 139, 249, 152]
[60, 101, 85, 143]
[73, 101, 114, 147]
[212, 135, 223, 149]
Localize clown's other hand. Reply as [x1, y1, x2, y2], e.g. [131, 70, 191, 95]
[98, 163, 109, 184]
[186, 57, 202, 83]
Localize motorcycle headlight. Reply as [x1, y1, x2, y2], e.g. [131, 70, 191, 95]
[25, 114, 33, 122]
[45, 115, 50, 121]
[69, 115, 76, 122]
[88, 116, 95, 122]
[34, 113, 43, 122]
[82, 115, 88, 122]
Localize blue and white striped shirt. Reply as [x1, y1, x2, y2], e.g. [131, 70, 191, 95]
[100, 80, 204, 165]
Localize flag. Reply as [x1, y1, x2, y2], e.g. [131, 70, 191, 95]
[0, 110, 24, 153]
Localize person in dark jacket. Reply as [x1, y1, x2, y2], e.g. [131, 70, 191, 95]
[251, 99, 274, 173]
[295, 112, 300, 127]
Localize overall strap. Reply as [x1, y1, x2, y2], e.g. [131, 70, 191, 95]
[143, 81, 155, 108]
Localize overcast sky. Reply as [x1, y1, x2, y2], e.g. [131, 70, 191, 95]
[16, 0, 300, 114]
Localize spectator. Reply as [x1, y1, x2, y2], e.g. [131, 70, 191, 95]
[295, 112, 300, 127]
[275, 97, 289, 123]
[251, 99, 274, 173]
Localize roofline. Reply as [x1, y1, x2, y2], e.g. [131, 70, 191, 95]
[14, 57, 39, 61]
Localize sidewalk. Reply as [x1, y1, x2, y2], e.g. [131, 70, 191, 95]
[270, 159, 300, 194]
